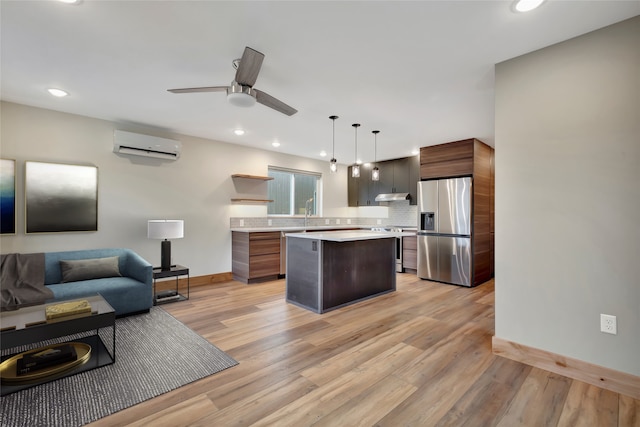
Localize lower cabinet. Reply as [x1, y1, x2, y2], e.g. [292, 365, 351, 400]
[402, 235, 417, 271]
[232, 231, 281, 283]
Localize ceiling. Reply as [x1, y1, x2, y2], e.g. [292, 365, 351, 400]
[2, 1, 638, 165]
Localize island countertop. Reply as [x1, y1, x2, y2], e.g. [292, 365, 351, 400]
[286, 229, 414, 242]
[230, 225, 365, 233]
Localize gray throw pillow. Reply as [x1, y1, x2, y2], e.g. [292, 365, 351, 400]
[60, 256, 122, 283]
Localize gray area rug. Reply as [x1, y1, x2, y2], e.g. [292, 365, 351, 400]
[0, 307, 238, 427]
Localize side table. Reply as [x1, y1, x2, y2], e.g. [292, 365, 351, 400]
[152, 265, 189, 305]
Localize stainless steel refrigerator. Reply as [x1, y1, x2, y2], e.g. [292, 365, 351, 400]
[417, 177, 472, 286]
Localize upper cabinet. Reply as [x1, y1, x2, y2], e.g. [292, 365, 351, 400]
[347, 155, 420, 206]
[419, 139, 475, 179]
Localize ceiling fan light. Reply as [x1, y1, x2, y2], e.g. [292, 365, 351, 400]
[227, 92, 256, 108]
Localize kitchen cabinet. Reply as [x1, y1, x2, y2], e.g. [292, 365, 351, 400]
[348, 156, 419, 206]
[408, 155, 419, 205]
[232, 231, 281, 283]
[419, 138, 495, 284]
[347, 166, 378, 206]
[420, 139, 474, 180]
[402, 235, 417, 271]
[377, 157, 409, 195]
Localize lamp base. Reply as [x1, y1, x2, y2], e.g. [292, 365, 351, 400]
[161, 240, 171, 271]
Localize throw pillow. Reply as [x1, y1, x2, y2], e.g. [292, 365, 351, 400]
[60, 256, 122, 283]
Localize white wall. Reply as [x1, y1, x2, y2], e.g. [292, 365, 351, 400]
[495, 16, 639, 376]
[0, 101, 351, 277]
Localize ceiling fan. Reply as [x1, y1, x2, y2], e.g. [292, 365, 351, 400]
[168, 46, 297, 116]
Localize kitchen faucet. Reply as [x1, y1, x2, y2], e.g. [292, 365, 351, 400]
[305, 197, 313, 229]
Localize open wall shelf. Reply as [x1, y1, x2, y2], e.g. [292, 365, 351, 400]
[231, 174, 273, 203]
[231, 174, 273, 181]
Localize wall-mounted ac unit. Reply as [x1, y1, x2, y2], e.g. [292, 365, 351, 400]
[113, 130, 182, 160]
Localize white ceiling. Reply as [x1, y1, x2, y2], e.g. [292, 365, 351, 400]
[2, 1, 638, 164]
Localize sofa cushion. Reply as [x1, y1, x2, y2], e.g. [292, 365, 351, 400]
[60, 256, 122, 283]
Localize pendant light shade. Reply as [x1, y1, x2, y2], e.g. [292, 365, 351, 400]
[352, 123, 361, 178]
[329, 115, 338, 173]
[372, 130, 380, 181]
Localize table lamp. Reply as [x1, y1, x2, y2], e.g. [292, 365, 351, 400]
[147, 220, 184, 270]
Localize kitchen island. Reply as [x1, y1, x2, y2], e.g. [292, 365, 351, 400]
[286, 230, 408, 313]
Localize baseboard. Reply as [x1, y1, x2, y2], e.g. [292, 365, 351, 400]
[492, 336, 640, 399]
[154, 272, 234, 292]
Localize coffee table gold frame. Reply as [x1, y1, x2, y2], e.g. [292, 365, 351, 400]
[0, 342, 91, 383]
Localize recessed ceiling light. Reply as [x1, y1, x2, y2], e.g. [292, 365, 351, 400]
[47, 88, 69, 97]
[272, 142, 280, 148]
[233, 129, 245, 136]
[59, 0, 81, 4]
[513, 0, 545, 12]
[320, 150, 327, 157]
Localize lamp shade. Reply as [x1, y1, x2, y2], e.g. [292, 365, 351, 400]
[147, 220, 184, 240]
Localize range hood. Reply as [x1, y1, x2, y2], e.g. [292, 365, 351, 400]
[374, 193, 410, 202]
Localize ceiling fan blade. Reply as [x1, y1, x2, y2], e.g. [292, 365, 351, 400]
[235, 47, 264, 87]
[167, 86, 228, 94]
[255, 89, 297, 116]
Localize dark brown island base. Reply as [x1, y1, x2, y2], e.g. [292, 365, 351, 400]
[285, 230, 412, 314]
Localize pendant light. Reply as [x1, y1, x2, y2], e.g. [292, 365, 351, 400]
[371, 130, 380, 181]
[329, 115, 338, 173]
[352, 123, 361, 178]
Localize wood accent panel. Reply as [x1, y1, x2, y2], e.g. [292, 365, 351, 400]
[232, 231, 281, 283]
[89, 277, 639, 427]
[421, 139, 474, 164]
[492, 336, 640, 400]
[402, 235, 417, 270]
[419, 157, 473, 180]
[472, 140, 494, 285]
[322, 239, 396, 312]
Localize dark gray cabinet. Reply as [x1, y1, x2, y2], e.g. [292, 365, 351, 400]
[348, 156, 420, 206]
[408, 155, 419, 205]
[348, 166, 377, 206]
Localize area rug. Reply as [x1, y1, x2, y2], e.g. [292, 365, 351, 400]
[0, 307, 238, 427]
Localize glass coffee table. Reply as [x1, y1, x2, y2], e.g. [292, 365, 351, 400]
[0, 294, 116, 396]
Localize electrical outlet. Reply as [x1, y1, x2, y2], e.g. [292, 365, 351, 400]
[336, 219, 341, 225]
[347, 218, 351, 224]
[600, 314, 617, 335]
[325, 219, 330, 225]
[377, 219, 382, 225]
[239, 219, 244, 227]
[267, 219, 272, 226]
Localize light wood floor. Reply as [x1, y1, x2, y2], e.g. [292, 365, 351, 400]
[89, 274, 639, 427]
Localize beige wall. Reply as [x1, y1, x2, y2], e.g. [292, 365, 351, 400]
[0, 101, 353, 276]
[494, 16, 639, 375]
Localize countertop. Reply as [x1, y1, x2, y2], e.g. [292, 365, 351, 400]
[230, 225, 366, 233]
[285, 230, 415, 242]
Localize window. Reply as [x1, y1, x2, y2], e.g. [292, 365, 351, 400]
[268, 167, 320, 216]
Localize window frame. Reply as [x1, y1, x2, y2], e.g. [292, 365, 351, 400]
[267, 166, 322, 217]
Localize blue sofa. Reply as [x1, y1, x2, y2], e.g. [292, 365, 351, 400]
[44, 248, 153, 316]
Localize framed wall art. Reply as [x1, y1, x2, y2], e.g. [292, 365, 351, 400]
[0, 159, 16, 234]
[25, 161, 98, 233]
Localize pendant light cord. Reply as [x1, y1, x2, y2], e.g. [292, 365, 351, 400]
[330, 115, 338, 159]
[352, 123, 360, 163]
